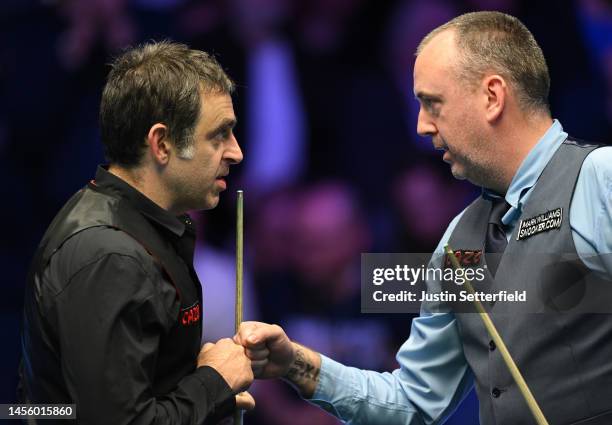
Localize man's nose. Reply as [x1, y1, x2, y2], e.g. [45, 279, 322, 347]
[416, 108, 437, 138]
[226, 134, 243, 165]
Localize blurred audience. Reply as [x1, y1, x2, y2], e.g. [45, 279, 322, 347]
[191, 211, 259, 344]
[391, 161, 476, 252]
[234, 0, 308, 199]
[250, 182, 401, 425]
[56, 0, 136, 70]
[384, 0, 458, 152]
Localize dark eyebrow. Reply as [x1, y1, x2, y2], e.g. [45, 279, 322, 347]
[415, 92, 443, 103]
[206, 118, 237, 139]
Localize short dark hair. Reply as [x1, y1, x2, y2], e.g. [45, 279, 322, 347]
[100, 41, 234, 167]
[417, 11, 550, 114]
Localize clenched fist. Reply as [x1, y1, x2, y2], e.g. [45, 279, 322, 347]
[233, 322, 321, 397]
[197, 338, 254, 393]
[233, 322, 295, 379]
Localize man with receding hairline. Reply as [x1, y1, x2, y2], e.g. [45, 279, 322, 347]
[19, 41, 254, 424]
[235, 11, 612, 425]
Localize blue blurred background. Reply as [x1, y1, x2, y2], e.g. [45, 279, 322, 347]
[2, 0, 612, 423]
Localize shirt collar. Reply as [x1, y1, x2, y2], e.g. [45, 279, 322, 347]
[92, 165, 186, 237]
[482, 119, 568, 225]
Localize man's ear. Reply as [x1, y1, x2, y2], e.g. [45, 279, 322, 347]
[483, 74, 507, 123]
[146, 123, 171, 165]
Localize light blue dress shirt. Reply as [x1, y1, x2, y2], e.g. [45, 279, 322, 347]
[310, 120, 612, 424]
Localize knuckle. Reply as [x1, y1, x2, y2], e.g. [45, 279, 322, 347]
[240, 321, 254, 331]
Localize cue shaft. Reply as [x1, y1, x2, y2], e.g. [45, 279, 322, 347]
[236, 190, 244, 332]
[444, 244, 549, 425]
[235, 190, 244, 425]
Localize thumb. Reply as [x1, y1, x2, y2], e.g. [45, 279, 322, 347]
[235, 391, 256, 411]
[202, 342, 214, 352]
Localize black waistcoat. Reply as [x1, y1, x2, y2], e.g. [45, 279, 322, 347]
[21, 181, 203, 401]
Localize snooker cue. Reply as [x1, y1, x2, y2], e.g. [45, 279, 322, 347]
[235, 190, 244, 425]
[444, 244, 549, 425]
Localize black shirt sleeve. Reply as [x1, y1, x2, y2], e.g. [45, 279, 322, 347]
[52, 253, 234, 424]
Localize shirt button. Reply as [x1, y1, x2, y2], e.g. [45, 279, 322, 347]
[489, 340, 496, 351]
[491, 387, 501, 398]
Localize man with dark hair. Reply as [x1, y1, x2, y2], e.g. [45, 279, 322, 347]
[235, 11, 612, 425]
[19, 41, 252, 424]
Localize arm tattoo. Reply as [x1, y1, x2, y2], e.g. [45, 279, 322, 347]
[285, 347, 320, 388]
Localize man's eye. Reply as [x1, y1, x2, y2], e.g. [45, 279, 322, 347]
[422, 99, 440, 115]
[214, 129, 231, 140]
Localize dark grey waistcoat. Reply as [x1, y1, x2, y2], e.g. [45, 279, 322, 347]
[447, 139, 612, 425]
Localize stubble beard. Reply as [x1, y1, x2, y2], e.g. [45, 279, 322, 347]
[452, 126, 505, 192]
[461, 143, 505, 192]
[168, 175, 217, 213]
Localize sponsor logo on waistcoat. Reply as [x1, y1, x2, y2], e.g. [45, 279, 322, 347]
[180, 302, 200, 327]
[443, 249, 483, 268]
[516, 207, 563, 241]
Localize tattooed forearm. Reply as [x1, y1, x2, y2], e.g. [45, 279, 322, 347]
[283, 343, 321, 398]
[286, 348, 319, 381]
